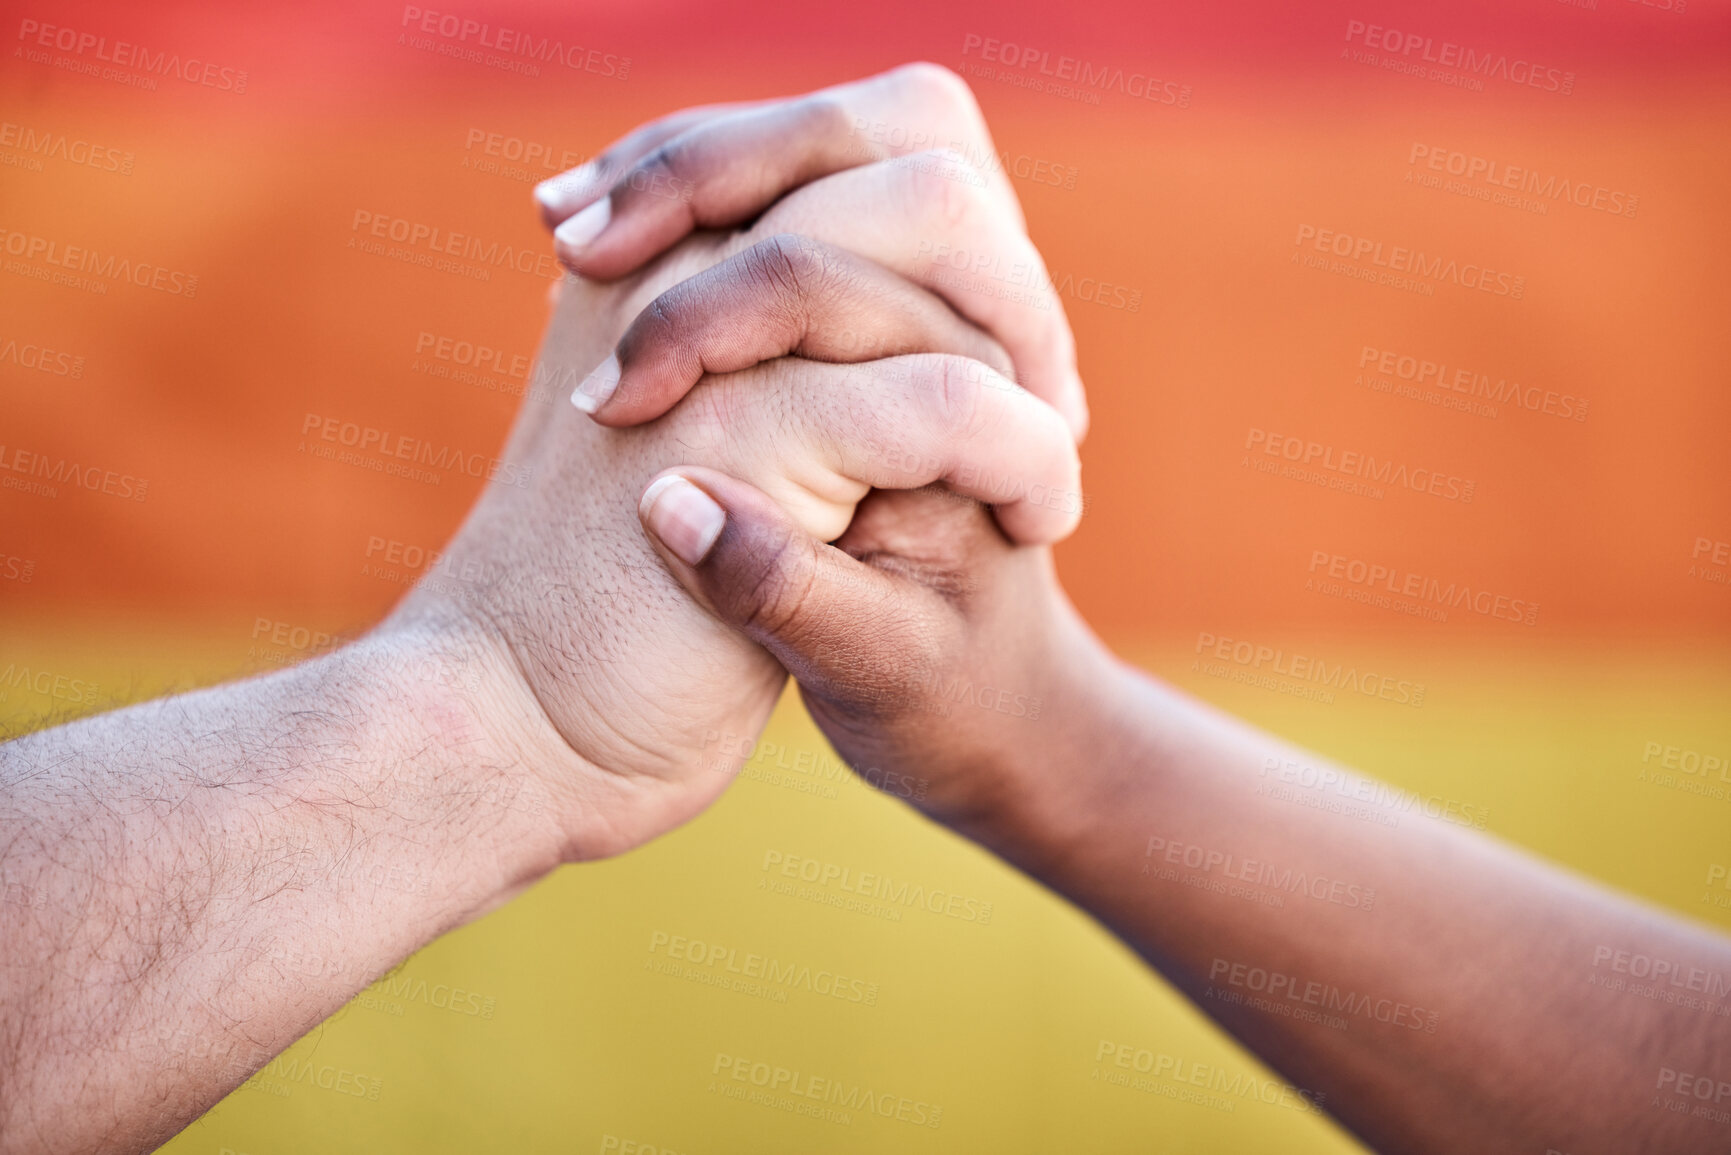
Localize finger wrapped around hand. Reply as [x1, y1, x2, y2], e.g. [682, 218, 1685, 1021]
[647, 353, 1083, 546]
[571, 235, 1012, 424]
[737, 152, 1086, 438]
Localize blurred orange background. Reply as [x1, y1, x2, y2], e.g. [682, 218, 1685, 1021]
[4, 0, 1726, 648]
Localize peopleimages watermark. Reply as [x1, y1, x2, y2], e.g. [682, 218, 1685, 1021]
[0, 120, 134, 176]
[410, 329, 571, 406]
[249, 617, 343, 655]
[15, 17, 249, 94]
[398, 6, 629, 80]
[1702, 865, 1731, 914]
[849, 119, 1081, 192]
[1192, 631, 1428, 709]
[959, 33, 1192, 108]
[599, 1136, 690, 1155]
[1356, 344, 1586, 423]
[357, 961, 497, 1022]
[1637, 739, 1731, 803]
[916, 239, 1142, 314]
[298, 412, 532, 489]
[646, 930, 880, 1008]
[1588, 944, 1731, 1017]
[1142, 833, 1377, 912]
[710, 1052, 942, 1129]
[700, 728, 930, 804]
[1689, 535, 1731, 590]
[0, 334, 84, 379]
[758, 849, 994, 926]
[876, 430, 1088, 522]
[1341, 19, 1576, 96]
[1091, 1040, 1326, 1116]
[1, 226, 199, 297]
[1294, 224, 1525, 300]
[245, 1054, 383, 1103]
[0, 442, 149, 502]
[1244, 427, 1476, 504]
[1306, 549, 1539, 627]
[908, 665, 1045, 722]
[360, 534, 499, 598]
[1559, 0, 1688, 14]
[1205, 956, 1440, 1034]
[410, 328, 532, 379]
[1258, 756, 1492, 830]
[245, 616, 355, 669]
[348, 210, 560, 283]
[0, 662, 100, 707]
[461, 126, 586, 180]
[0, 550, 35, 583]
[1653, 1067, 1731, 1126]
[1406, 143, 1637, 220]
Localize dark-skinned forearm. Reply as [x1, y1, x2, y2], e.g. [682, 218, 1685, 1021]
[973, 645, 1729, 1155]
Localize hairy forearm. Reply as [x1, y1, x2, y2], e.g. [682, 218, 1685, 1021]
[0, 623, 561, 1153]
[984, 651, 1730, 1154]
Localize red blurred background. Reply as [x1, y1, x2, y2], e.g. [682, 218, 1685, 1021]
[4, 0, 1726, 659]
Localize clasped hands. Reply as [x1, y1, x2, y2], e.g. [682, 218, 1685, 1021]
[384, 63, 1116, 870]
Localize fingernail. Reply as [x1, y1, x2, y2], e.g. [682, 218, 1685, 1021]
[554, 196, 611, 254]
[1066, 370, 1090, 442]
[641, 474, 726, 566]
[571, 354, 621, 414]
[533, 181, 566, 217]
[534, 161, 599, 217]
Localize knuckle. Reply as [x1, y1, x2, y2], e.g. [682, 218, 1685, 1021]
[748, 235, 853, 315]
[975, 334, 1016, 379]
[923, 355, 990, 443]
[893, 62, 979, 119]
[592, 137, 641, 180]
[734, 531, 818, 639]
[792, 93, 856, 144]
[635, 290, 684, 346]
[843, 627, 949, 720]
[744, 234, 817, 309]
[759, 232, 824, 278]
[624, 134, 701, 200]
[902, 150, 989, 233]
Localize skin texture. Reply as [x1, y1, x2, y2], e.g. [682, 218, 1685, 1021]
[639, 471, 1731, 1155]
[0, 67, 1083, 1152]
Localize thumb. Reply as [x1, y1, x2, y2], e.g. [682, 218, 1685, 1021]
[636, 467, 948, 714]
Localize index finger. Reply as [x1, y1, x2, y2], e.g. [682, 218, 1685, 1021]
[532, 101, 753, 228]
[546, 63, 1016, 281]
[575, 235, 1013, 424]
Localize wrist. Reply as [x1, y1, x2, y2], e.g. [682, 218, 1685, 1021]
[949, 618, 1151, 883]
[343, 617, 571, 899]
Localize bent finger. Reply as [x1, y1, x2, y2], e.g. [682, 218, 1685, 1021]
[637, 467, 951, 715]
[709, 353, 1083, 546]
[573, 234, 1012, 424]
[741, 151, 1087, 440]
[532, 102, 748, 228]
